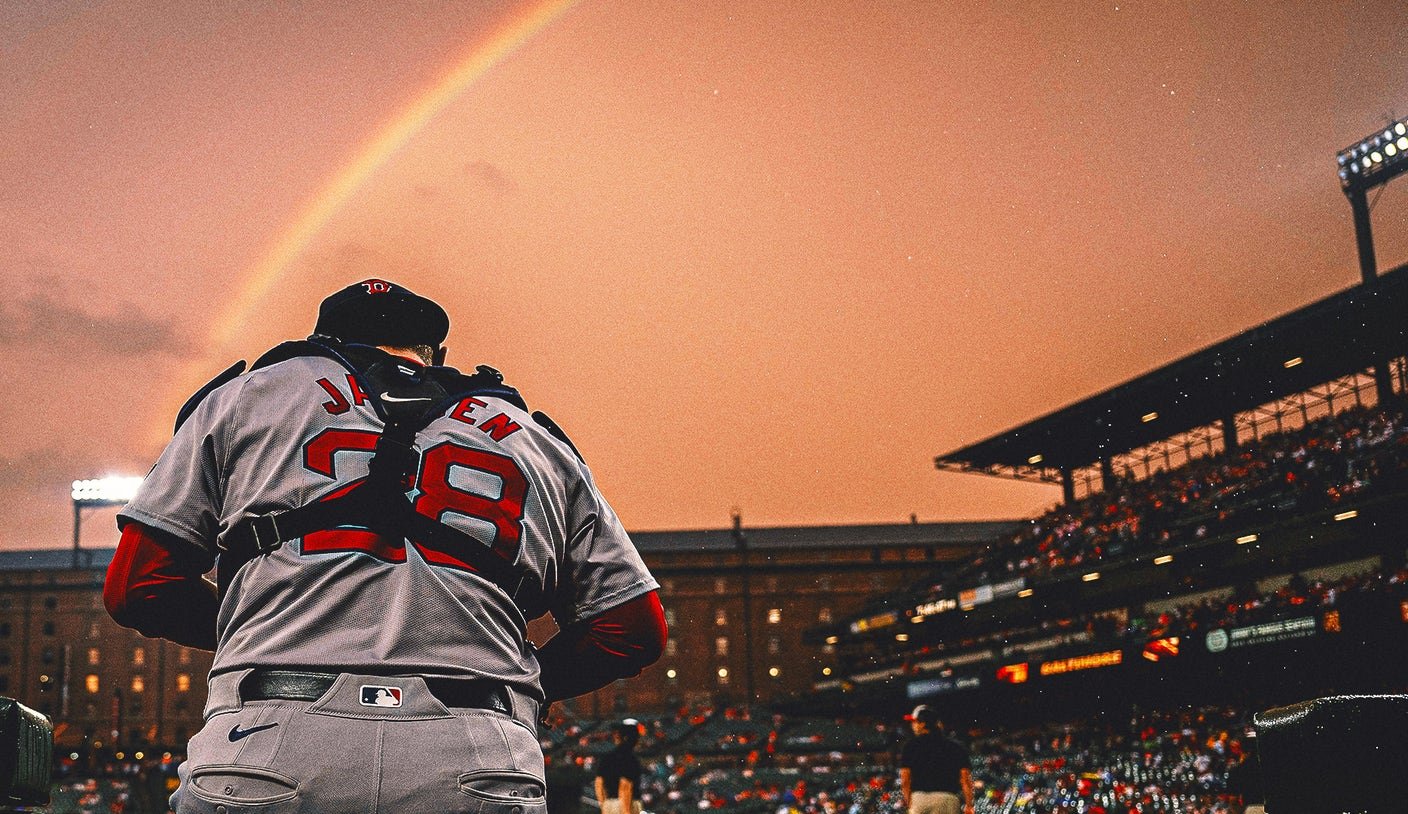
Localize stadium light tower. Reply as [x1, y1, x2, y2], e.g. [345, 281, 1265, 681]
[1337, 117, 1408, 282]
[1336, 115, 1408, 404]
[71, 477, 142, 569]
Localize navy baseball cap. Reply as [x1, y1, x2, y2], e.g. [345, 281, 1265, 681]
[314, 279, 450, 347]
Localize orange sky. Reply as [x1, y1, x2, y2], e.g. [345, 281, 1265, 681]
[4, 0, 1408, 550]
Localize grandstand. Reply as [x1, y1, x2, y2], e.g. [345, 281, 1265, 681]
[527, 264, 1408, 814]
[804, 264, 1408, 731]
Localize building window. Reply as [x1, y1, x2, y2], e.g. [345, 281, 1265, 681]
[87, 648, 100, 666]
[85, 674, 99, 694]
[0, 649, 10, 666]
[767, 636, 781, 655]
[714, 609, 727, 626]
[41, 648, 55, 665]
[43, 597, 58, 610]
[660, 579, 675, 592]
[767, 608, 782, 624]
[766, 577, 779, 592]
[176, 674, 191, 693]
[0, 622, 9, 637]
[714, 578, 727, 595]
[131, 676, 145, 693]
[663, 609, 677, 627]
[132, 647, 146, 667]
[715, 637, 729, 657]
[817, 576, 832, 591]
[0, 676, 8, 693]
[665, 639, 678, 657]
[88, 622, 100, 638]
[41, 622, 55, 636]
[178, 649, 191, 666]
[818, 607, 833, 623]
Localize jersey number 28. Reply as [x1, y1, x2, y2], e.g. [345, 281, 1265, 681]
[300, 429, 528, 570]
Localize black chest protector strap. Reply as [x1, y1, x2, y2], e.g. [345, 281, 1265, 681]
[216, 339, 539, 616]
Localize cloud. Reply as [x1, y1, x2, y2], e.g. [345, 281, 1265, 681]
[465, 160, 517, 195]
[0, 287, 188, 356]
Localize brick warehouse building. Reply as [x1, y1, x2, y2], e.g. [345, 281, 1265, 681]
[0, 519, 1015, 746]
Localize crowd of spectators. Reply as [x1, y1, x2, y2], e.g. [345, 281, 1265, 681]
[45, 751, 177, 813]
[537, 703, 1259, 814]
[837, 559, 1408, 681]
[959, 402, 1408, 587]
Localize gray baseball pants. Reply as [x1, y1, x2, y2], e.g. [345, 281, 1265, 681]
[172, 670, 545, 814]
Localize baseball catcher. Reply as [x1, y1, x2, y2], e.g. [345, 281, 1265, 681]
[104, 279, 666, 813]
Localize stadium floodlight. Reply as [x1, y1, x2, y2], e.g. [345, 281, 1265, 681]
[1154, 554, 1174, 565]
[1017, 588, 1034, 598]
[910, 614, 926, 623]
[1334, 509, 1359, 521]
[71, 475, 143, 569]
[1236, 533, 1258, 544]
[71, 477, 143, 505]
[895, 633, 909, 642]
[1283, 357, 1304, 369]
[1027, 454, 1043, 465]
[825, 636, 839, 645]
[1338, 112, 1408, 289]
[1338, 117, 1408, 191]
[1141, 412, 1159, 423]
[1082, 572, 1100, 582]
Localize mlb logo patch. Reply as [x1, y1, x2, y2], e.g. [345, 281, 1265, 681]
[360, 685, 403, 707]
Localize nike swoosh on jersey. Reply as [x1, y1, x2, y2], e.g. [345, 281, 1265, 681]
[228, 722, 280, 742]
[380, 393, 433, 403]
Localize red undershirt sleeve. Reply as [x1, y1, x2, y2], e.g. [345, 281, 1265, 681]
[104, 522, 219, 651]
[537, 590, 667, 703]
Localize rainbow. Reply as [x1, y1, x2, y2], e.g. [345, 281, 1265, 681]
[153, 0, 578, 443]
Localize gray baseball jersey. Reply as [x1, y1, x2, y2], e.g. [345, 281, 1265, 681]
[120, 354, 658, 699]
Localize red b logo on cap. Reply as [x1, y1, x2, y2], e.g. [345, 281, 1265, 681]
[361, 279, 394, 294]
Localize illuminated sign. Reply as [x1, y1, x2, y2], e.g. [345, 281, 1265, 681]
[1038, 650, 1123, 676]
[914, 649, 995, 673]
[914, 598, 958, 616]
[849, 612, 898, 634]
[907, 675, 982, 698]
[1142, 637, 1180, 662]
[1002, 631, 1093, 658]
[912, 580, 1025, 618]
[959, 585, 993, 607]
[1205, 616, 1317, 652]
[996, 663, 1029, 684]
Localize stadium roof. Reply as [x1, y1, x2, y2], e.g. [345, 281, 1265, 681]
[936, 263, 1408, 477]
[631, 520, 1022, 553]
[0, 547, 113, 573]
[0, 520, 1022, 572]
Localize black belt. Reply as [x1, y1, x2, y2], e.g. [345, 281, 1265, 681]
[241, 669, 511, 715]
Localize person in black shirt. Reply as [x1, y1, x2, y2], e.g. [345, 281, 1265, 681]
[596, 719, 644, 814]
[899, 705, 973, 814]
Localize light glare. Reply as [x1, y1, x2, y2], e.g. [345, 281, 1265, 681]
[72, 477, 143, 504]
